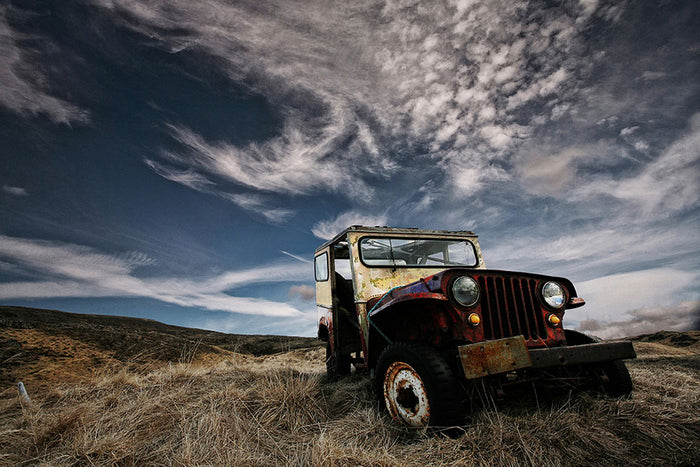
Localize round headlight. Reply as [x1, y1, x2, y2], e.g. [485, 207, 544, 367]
[452, 276, 480, 307]
[542, 281, 566, 309]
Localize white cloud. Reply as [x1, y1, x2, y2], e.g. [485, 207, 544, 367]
[633, 140, 649, 152]
[97, 0, 609, 206]
[0, 235, 307, 317]
[160, 123, 376, 202]
[577, 301, 699, 339]
[201, 308, 318, 336]
[578, 0, 599, 18]
[575, 113, 700, 216]
[575, 268, 698, 324]
[289, 284, 315, 301]
[312, 211, 388, 240]
[222, 193, 294, 224]
[144, 158, 215, 191]
[638, 71, 666, 81]
[514, 145, 592, 196]
[2, 185, 27, 196]
[0, 7, 88, 124]
[486, 222, 700, 279]
[280, 251, 312, 264]
[511, 113, 700, 219]
[145, 158, 295, 222]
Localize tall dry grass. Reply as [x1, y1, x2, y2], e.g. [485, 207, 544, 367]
[1, 343, 698, 466]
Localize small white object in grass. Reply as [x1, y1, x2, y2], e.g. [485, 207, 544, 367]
[17, 382, 31, 406]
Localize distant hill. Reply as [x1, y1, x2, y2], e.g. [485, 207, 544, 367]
[0, 305, 321, 390]
[629, 329, 700, 347]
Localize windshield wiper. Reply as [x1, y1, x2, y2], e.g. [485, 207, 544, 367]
[388, 239, 398, 271]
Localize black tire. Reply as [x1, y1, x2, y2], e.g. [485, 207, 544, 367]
[564, 329, 633, 397]
[375, 342, 465, 427]
[326, 342, 351, 378]
[596, 360, 633, 397]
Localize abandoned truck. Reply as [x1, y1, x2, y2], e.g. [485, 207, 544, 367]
[315, 226, 636, 427]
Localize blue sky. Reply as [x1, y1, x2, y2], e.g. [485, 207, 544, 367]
[0, 0, 698, 337]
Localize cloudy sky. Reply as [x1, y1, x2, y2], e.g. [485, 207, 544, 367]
[1, 0, 698, 338]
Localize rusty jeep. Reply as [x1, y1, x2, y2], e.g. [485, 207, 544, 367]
[315, 226, 636, 427]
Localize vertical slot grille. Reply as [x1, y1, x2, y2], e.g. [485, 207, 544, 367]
[477, 276, 546, 341]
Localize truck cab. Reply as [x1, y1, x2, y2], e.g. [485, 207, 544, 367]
[315, 226, 636, 427]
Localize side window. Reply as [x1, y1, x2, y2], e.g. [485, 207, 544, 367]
[314, 252, 329, 282]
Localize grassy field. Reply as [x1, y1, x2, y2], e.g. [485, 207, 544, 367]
[1, 306, 698, 466]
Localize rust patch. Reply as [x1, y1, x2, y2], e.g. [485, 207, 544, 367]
[383, 361, 430, 427]
[459, 336, 532, 379]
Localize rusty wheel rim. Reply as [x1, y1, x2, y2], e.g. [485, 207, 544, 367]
[383, 361, 430, 427]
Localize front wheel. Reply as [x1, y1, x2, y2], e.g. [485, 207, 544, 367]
[375, 342, 465, 427]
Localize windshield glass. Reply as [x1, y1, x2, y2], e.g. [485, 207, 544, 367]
[359, 237, 477, 267]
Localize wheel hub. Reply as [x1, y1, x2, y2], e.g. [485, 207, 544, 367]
[383, 361, 430, 427]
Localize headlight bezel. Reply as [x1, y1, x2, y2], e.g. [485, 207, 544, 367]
[541, 280, 567, 310]
[450, 275, 480, 308]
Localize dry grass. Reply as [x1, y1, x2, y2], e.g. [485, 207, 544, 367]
[1, 340, 698, 466]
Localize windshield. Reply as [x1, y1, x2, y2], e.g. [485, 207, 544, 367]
[359, 237, 477, 267]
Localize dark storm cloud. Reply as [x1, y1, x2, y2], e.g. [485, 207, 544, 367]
[578, 301, 700, 338]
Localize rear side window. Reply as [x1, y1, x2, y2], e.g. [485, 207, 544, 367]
[314, 252, 329, 281]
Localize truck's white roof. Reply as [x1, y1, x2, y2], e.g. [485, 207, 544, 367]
[314, 225, 478, 254]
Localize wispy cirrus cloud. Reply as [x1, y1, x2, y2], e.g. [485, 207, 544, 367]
[0, 6, 89, 124]
[87, 0, 697, 233]
[0, 235, 308, 317]
[160, 122, 380, 202]
[144, 158, 215, 192]
[280, 251, 312, 264]
[145, 157, 294, 223]
[573, 113, 700, 217]
[220, 193, 295, 224]
[93, 0, 615, 203]
[312, 211, 388, 240]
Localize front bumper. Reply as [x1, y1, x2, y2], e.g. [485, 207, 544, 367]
[458, 336, 637, 380]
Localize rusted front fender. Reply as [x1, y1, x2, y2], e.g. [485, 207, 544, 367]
[368, 292, 448, 319]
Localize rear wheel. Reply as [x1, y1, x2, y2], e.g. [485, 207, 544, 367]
[595, 360, 633, 397]
[375, 342, 465, 427]
[326, 342, 351, 378]
[565, 330, 633, 397]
